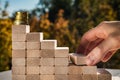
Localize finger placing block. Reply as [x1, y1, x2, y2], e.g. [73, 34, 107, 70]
[12, 75, 26, 80]
[12, 67, 25, 75]
[41, 49, 55, 58]
[68, 75, 83, 80]
[26, 75, 40, 80]
[27, 42, 40, 49]
[27, 66, 39, 74]
[12, 58, 25, 66]
[12, 34, 26, 41]
[26, 32, 43, 42]
[27, 58, 40, 66]
[41, 40, 57, 49]
[12, 42, 26, 50]
[12, 50, 26, 58]
[55, 47, 69, 58]
[27, 50, 41, 58]
[41, 58, 54, 66]
[69, 53, 86, 65]
[40, 66, 54, 74]
[55, 67, 68, 74]
[55, 75, 68, 80]
[97, 69, 111, 80]
[40, 75, 54, 80]
[55, 58, 68, 66]
[68, 63, 82, 74]
[12, 25, 30, 34]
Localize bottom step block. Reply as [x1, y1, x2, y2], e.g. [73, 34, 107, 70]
[12, 75, 26, 80]
[40, 75, 54, 80]
[26, 75, 40, 80]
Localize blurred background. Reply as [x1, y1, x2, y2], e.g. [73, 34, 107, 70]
[0, 0, 120, 72]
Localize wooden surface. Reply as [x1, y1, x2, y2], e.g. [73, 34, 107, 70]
[0, 69, 120, 80]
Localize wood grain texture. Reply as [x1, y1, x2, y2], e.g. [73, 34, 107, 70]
[55, 75, 68, 80]
[41, 58, 54, 66]
[27, 58, 40, 66]
[12, 34, 26, 41]
[27, 67, 39, 74]
[12, 67, 25, 75]
[41, 40, 57, 49]
[68, 74, 83, 80]
[26, 75, 40, 80]
[12, 42, 26, 50]
[12, 50, 26, 58]
[68, 63, 82, 74]
[55, 47, 69, 58]
[40, 66, 54, 74]
[27, 50, 41, 58]
[27, 42, 40, 50]
[41, 49, 55, 58]
[12, 25, 30, 34]
[12, 58, 25, 66]
[55, 67, 68, 74]
[12, 75, 26, 80]
[40, 75, 54, 80]
[55, 58, 68, 66]
[26, 32, 43, 42]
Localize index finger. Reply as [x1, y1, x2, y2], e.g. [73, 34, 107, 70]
[76, 27, 105, 54]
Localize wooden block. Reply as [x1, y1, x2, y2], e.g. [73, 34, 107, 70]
[55, 75, 68, 80]
[12, 42, 26, 50]
[40, 75, 54, 80]
[12, 67, 25, 75]
[26, 75, 40, 80]
[55, 58, 68, 66]
[27, 42, 40, 49]
[40, 66, 54, 74]
[69, 53, 86, 65]
[27, 66, 39, 74]
[68, 63, 82, 74]
[27, 50, 40, 58]
[12, 34, 26, 41]
[55, 67, 68, 74]
[26, 32, 43, 42]
[97, 69, 111, 80]
[27, 58, 40, 66]
[12, 58, 25, 66]
[41, 49, 55, 58]
[82, 74, 98, 80]
[82, 66, 97, 80]
[55, 47, 69, 58]
[68, 75, 83, 80]
[12, 75, 26, 80]
[12, 50, 26, 58]
[82, 66, 97, 74]
[41, 58, 54, 66]
[41, 40, 57, 49]
[12, 25, 30, 34]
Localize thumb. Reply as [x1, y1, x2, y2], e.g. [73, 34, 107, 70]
[86, 37, 118, 65]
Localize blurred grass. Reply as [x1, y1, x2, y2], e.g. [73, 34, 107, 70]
[0, 18, 12, 71]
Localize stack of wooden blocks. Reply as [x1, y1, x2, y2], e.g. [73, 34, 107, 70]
[12, 25, 111, 80]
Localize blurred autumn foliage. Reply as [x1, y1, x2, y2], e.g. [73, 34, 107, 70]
[1, 0, 120, 72]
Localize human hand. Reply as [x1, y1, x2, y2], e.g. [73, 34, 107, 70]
[76, 21, 120, 65]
